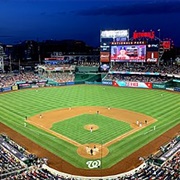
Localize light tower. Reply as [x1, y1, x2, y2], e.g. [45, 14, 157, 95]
[0, 45, 5, 72]
[157, 29, 164, 66]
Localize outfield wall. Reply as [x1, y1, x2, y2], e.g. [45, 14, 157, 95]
[1, 80, 180, 93]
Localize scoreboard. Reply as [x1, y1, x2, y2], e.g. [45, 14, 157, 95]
[100, 30, 129, 62]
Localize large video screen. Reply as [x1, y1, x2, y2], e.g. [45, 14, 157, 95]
[110, 45, 146, 62]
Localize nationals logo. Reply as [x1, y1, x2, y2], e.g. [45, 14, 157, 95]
[86, 160, 101, 169]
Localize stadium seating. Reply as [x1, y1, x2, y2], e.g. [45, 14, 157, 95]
[110, 63, 180, 75]
[0, 72, 75, 88]
[0, 133, 179, 180]
[104, 74, 171, 83]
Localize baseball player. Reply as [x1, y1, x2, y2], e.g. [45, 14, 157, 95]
[24, 122, 27, 127]
[90, 148, 93, 156]
[136, 120, 139, 126]
[90, 127, 93, 133]
[139, 122, 142, 127]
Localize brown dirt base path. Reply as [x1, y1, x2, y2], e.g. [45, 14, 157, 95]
[27, 107, 156, 159]
[27, 107, 155, 130]
[0, 122, 180, 176]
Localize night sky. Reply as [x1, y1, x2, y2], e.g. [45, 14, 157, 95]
[0, 0, 180, 47]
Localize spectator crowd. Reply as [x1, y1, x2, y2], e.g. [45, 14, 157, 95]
[0, 73, 45, 88]
[42, 72, 75, 83]
[118, 135, 180, 180]
[1, 63, 180, 88]
[110, 63, 180, 75]
[102, 63, 180, 83]
[104, 74, 172, 83]
[0, 72, 75, 88]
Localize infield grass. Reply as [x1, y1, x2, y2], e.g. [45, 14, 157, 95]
[0, 85, 180, 168]
[51, 114, 132, 144]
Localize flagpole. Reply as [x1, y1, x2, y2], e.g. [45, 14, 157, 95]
[158, 29, 161, 40]
[157, 29, 161, 67]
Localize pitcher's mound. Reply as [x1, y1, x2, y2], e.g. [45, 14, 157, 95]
[77, 143, 109, 159]
[84, 124, 99, 131]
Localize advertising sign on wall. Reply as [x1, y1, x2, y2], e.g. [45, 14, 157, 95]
[66, 82, 74, 85]
[147, 40, 159, 51]
[100, 44, 110, 52]
[36, 82, 46, 87]
[146, 52, 159, 62]
[113, 81, 152, 89]
[2, 86, 12, 92]
[174, 87, 180, 92]
[109, 71, 159, 75]
[12, 85, 18, 91]
[162, 41, 171, 50]
[100, 64, 110, 72]
[45, 57, 64, 61]
[133, 31, 155, 39]
[152, 83, 166, 89]
[101, 30, 129, 39]
[102, 81, 112, 85]
[100, 52, 110, 62]
[18, 83, 31, 89]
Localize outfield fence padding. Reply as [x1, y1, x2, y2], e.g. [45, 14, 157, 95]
[1, 79, 180, 94]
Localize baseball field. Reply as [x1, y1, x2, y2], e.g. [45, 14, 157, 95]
[0, 85, 180, 176]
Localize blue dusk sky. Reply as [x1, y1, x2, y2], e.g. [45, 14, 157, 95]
[0, 0, 180, 46]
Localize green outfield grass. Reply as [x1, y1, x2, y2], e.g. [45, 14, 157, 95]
[51, 114, 132, 144]
[0, 85, 180, 169]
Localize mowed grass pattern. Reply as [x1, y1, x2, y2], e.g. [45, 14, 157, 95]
[0, 85, 180, 168]
[51, 114, 132, 144]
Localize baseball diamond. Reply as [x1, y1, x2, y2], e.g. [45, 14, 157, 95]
[27, 107, 156, 158]
[0, 85, 180, 177]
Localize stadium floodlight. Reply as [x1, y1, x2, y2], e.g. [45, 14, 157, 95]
[100, 30, 129, 38]
[157, 29, 161, 39]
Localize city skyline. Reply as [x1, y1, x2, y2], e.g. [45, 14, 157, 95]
[0, 0, 180, 47]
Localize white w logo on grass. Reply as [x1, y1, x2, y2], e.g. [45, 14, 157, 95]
[86, 160, 101, 169]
